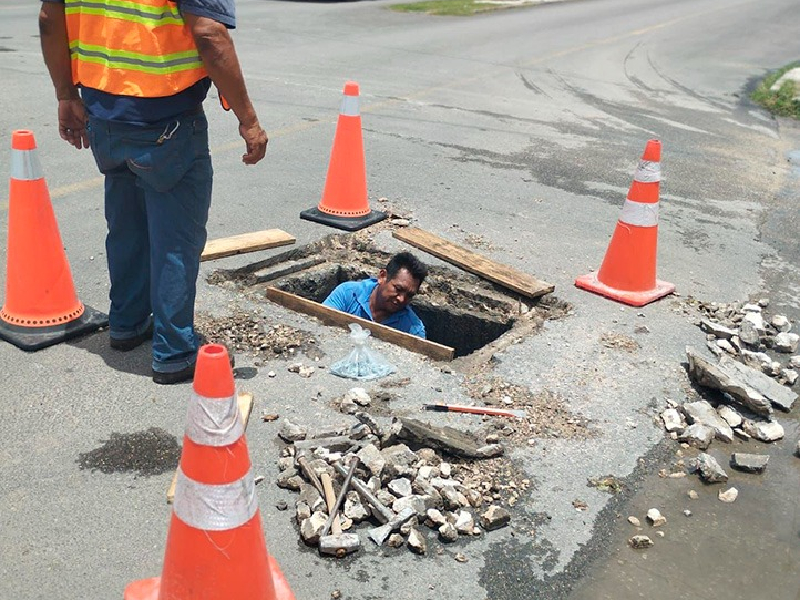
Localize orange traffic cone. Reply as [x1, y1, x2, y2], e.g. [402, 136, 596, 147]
[575, 139, 675, 307]
[0, 130, 107, 351]
[300, 81, 386, 231]
[124, 344, 295, 600]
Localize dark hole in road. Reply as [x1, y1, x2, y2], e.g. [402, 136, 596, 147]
[275, 264, 516, 358]
[77, 427, 181, 476]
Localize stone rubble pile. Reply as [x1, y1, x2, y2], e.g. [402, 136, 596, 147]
[274, 398, 518, 558]
[696, 300, 798, 387]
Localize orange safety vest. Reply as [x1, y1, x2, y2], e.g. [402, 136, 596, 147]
[65, 0, 208, 98]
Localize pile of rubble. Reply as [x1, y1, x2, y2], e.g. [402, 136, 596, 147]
[195, 310, 321, 361]
[696, 300, 798, 385]
[273, 410, 517, 558]
[662, 300, 799, 450]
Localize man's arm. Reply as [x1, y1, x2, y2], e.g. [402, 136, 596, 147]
[182, 13, 267, 165]
[39, 1, 89, 149]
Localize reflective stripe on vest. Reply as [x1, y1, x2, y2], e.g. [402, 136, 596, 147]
[184, 392, 244, 447]
[173, 467, 258, 531]
[11, 148, 44, 181]
[65, 0, 207, 97]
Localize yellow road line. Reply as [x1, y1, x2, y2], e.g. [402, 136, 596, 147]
[0, 0, 753, 212]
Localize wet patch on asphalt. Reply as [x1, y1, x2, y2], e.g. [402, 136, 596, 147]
[77, 427, 181, 476]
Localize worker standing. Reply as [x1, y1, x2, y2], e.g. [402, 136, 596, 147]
[38, 0, 267, 384]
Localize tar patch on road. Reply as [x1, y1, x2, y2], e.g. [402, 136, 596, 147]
[77, 427, 181, 476]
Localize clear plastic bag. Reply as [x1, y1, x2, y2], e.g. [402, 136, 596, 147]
[329, 323, 396, 381]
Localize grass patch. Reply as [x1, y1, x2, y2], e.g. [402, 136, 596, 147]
[751, 61, 800, 119]
[390, 0, 525, 16]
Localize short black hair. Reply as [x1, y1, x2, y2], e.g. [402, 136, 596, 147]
[386, 251, 428, 284]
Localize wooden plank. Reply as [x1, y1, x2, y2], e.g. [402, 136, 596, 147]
[393, 227, 554, 299]
[166, 392, 255, 504]
[201, 229, 295, 262]
[266, 287, 455, 362]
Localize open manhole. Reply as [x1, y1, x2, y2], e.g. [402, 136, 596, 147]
[209, 232, 568, 360]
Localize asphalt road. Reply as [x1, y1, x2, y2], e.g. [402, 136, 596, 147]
[1, 0, 799, 598]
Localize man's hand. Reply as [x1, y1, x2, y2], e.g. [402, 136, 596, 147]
[58, 98, 89, 149]
[239, 120, 267, 165]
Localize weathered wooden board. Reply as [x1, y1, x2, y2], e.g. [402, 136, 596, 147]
[393, 227, 554, 299]
[166, 392, 255, 504]
[265, 287, 455, 362]
[201, 229, 295, 262]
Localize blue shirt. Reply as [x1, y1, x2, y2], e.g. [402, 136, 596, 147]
[323, 279, 426, 339]
[42, 0, 236, 124]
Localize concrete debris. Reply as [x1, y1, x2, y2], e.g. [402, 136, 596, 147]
[717, 405, 742, 428]
[738, 319, 760, 345]
[387, 533, 405, 548]
[678, 423, 715, 450]
[790, 356, 800, 369]
[344, 491, 371, 522]
[407, 528, 427, 555]
[300, 511, 328, 544]
[627, 516, 641, 527]
[388, 478, 413, 498]
[661, 408, 684, 432]
[439, 521, 459, 542]
[718, 487, 739, 503]
[741, 419, 784, 442]
[628, 535, 654, 549]
[687, 490, 699, 499]
[742, 303, 762, 314]
[771, 315, 791, 332]
[357, 444, 386, 478]
[686, 348, 772, 416]
[692, 453, 728, 483]
[276, 499, 287, 510]
[277, 417, 518, 559]
[454, 552, 468, 563]
[646, 508, 666, 527]
[347, 387, 372, 407]
[454, 511, 475, 535]
[779, 369, 798, 386]
[396, 417, 504, 459]
[278, 419, 308, 442]
[774, 332, 799, 354]
[730, 453, 769, 473]
[683, 510, 692, 517]
[481, 506, 511, 531]
[681, 401, 733, 443]
[700, 319, 736, 339]
[288, 363, 316, 378]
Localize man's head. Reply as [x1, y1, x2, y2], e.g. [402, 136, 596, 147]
[374, 252, 428, 315]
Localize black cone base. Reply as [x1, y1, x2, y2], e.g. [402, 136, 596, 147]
[300, 207, 386, 232]
[0, 304, 109, 351]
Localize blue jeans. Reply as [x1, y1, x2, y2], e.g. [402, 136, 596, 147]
[87, 108, 213, 374]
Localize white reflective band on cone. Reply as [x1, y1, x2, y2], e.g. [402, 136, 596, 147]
[185, 393, 244, 447]
[10, 149, 44, 181]
[633, 160, 660, 183]
[340, 95, 360, 116]
[173, 467, 258, 531]
[619, 199, 659, 227]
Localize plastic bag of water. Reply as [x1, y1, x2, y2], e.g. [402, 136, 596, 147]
[329, 323, 396, 381]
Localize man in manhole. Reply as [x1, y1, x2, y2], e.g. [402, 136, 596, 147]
[323, 252, 427, 338]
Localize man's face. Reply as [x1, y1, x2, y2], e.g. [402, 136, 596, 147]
[375, 268, 421, 314]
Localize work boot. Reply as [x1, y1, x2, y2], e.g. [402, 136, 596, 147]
[110, 323, 154, 352]
[152, 337, 235, 385]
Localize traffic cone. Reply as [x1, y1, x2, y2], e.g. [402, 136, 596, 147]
[300, 81, 386, 231]
[0, 130, 107, 351]
[574, 139, 675, 307]
[124, 344, 295, 600]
